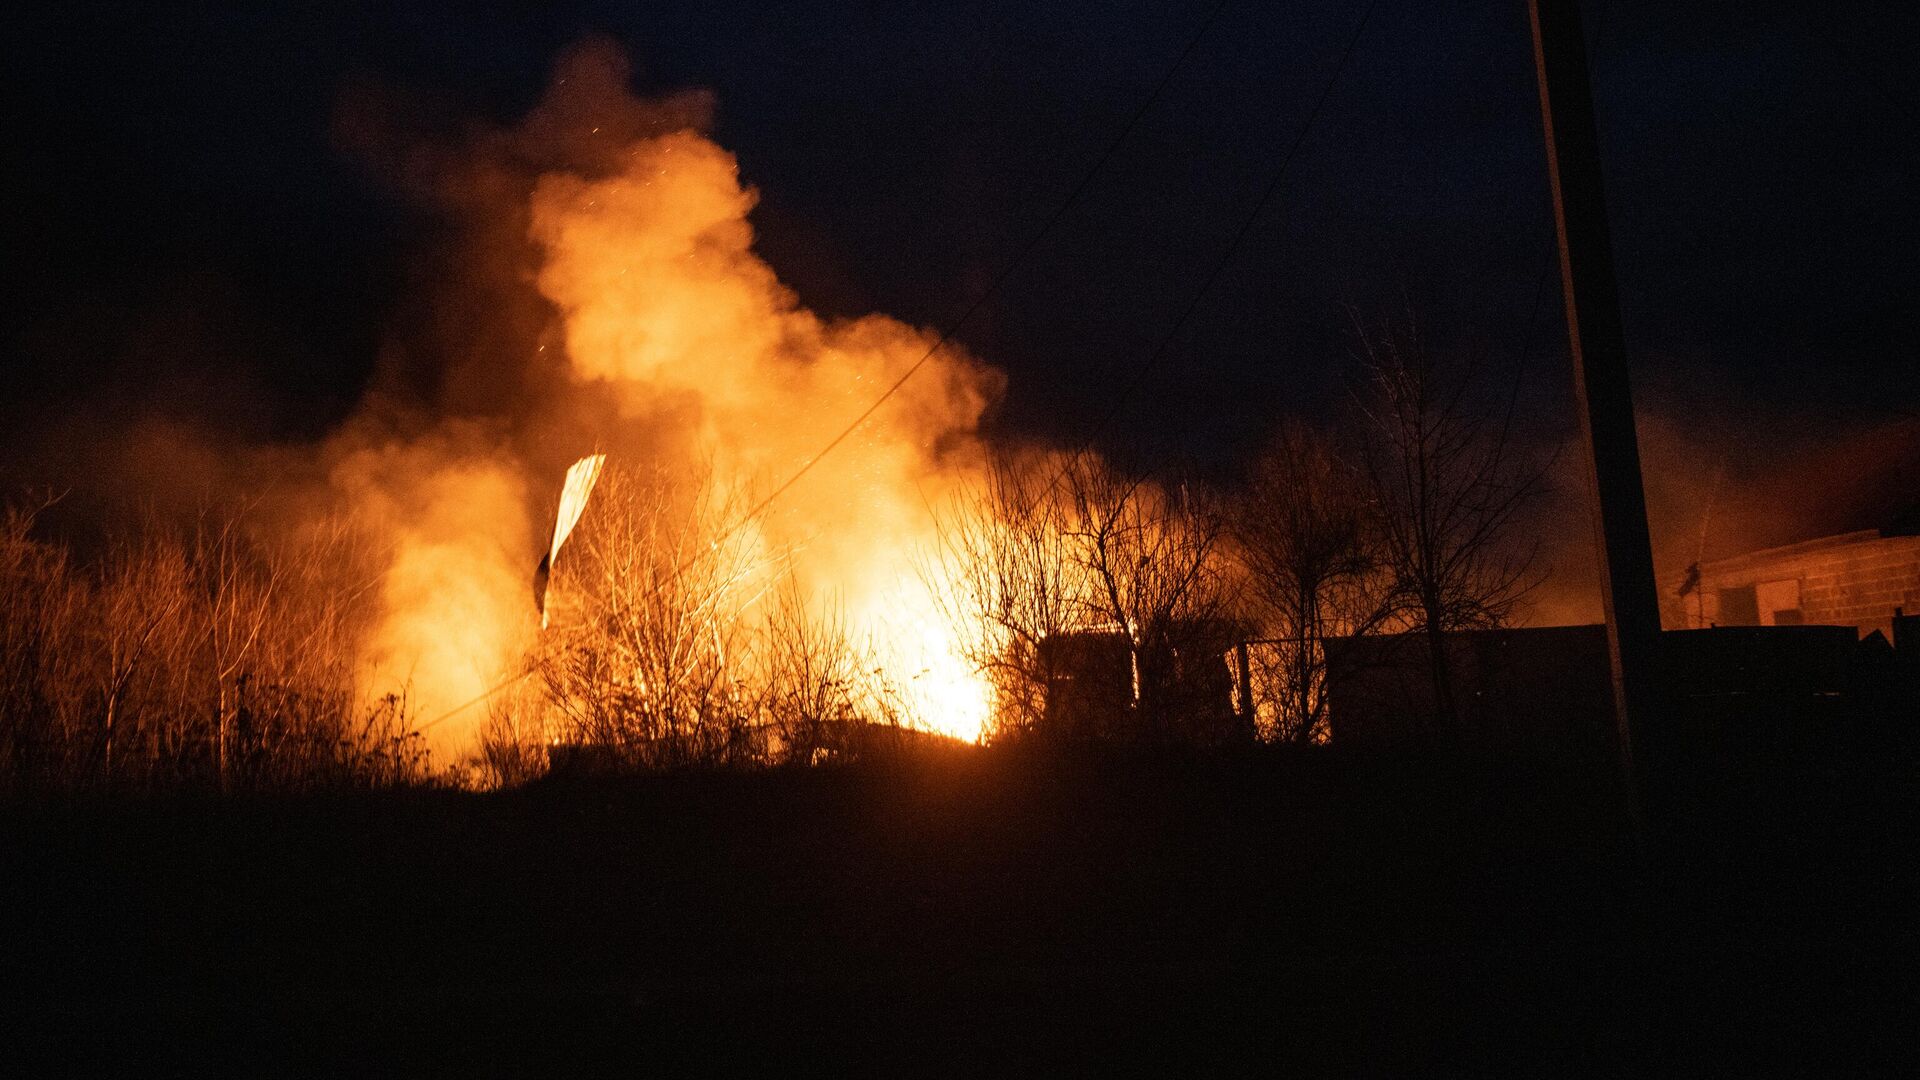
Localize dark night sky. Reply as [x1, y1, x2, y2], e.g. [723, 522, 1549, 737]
[6, 1, 1917, 480]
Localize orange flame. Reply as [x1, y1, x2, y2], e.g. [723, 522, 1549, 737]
[526, 128, 999, 741]
[345, 49, 1004, 751]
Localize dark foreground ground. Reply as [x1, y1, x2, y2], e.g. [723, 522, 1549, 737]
[5, 743, 1914, 1076]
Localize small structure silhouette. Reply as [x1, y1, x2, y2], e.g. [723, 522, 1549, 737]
[1680, 517, 1920, 640]
[1322, 622, 1912, 752]
[1035, 620, 1254, 745]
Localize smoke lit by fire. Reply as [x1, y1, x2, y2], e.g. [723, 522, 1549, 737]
[342, 41, 1002, 750]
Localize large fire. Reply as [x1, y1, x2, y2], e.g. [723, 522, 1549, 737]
[352, 45, 1002, 750]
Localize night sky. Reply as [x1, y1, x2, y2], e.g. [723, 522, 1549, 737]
[7, 0, 1917, 486]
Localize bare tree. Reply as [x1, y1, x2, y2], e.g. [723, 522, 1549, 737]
[1352, 320, 1548, 732]
[926, 451, 1095, 740]
[758, 582, 874, 765]
[1230, 421, 1392, 742]
[0, 499, 86, 788]
[0, 495, 428, 795]
[195, 509, 283, 791]
[930, 450, 1240, 745]
[227, 511, 411, 791]
[1062, 454, 1236, 743]
[92, 535, 191, 785]
[535, 464, 773, 768]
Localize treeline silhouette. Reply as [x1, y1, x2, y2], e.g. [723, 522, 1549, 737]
[1, 329, 1565, 795]
[0, 502, 427, 795]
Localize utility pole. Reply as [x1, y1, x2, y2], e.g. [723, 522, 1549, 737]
[1528, 0, 1664, 809]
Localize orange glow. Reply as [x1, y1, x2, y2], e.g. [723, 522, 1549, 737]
[347, 56, 1004, 750]
[329, 434, 535, 749]
[527, 127, 1000, 742]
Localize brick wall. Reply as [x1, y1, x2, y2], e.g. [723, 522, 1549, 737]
[1693, 530, 1920, 639]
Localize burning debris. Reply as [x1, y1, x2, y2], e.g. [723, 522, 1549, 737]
[533, 452, 606, 628]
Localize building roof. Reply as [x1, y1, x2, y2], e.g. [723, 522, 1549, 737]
[1699, 529, 1888, 576]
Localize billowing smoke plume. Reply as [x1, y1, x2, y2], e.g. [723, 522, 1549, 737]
[1521, 373, 1920, 629]
[14, 37, 1909, 759]
[326, 39, 1003, 750]
[321, 422, 534, 734]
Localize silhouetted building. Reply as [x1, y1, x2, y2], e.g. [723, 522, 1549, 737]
[1036, 620, 1253, 745]
[1323, 623, 1902, 750]
[1681, 523, 1920, 640]
[1323, 625, 1615, 749]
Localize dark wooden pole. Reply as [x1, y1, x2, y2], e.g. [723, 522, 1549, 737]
[1528, 0, 1664, 803]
